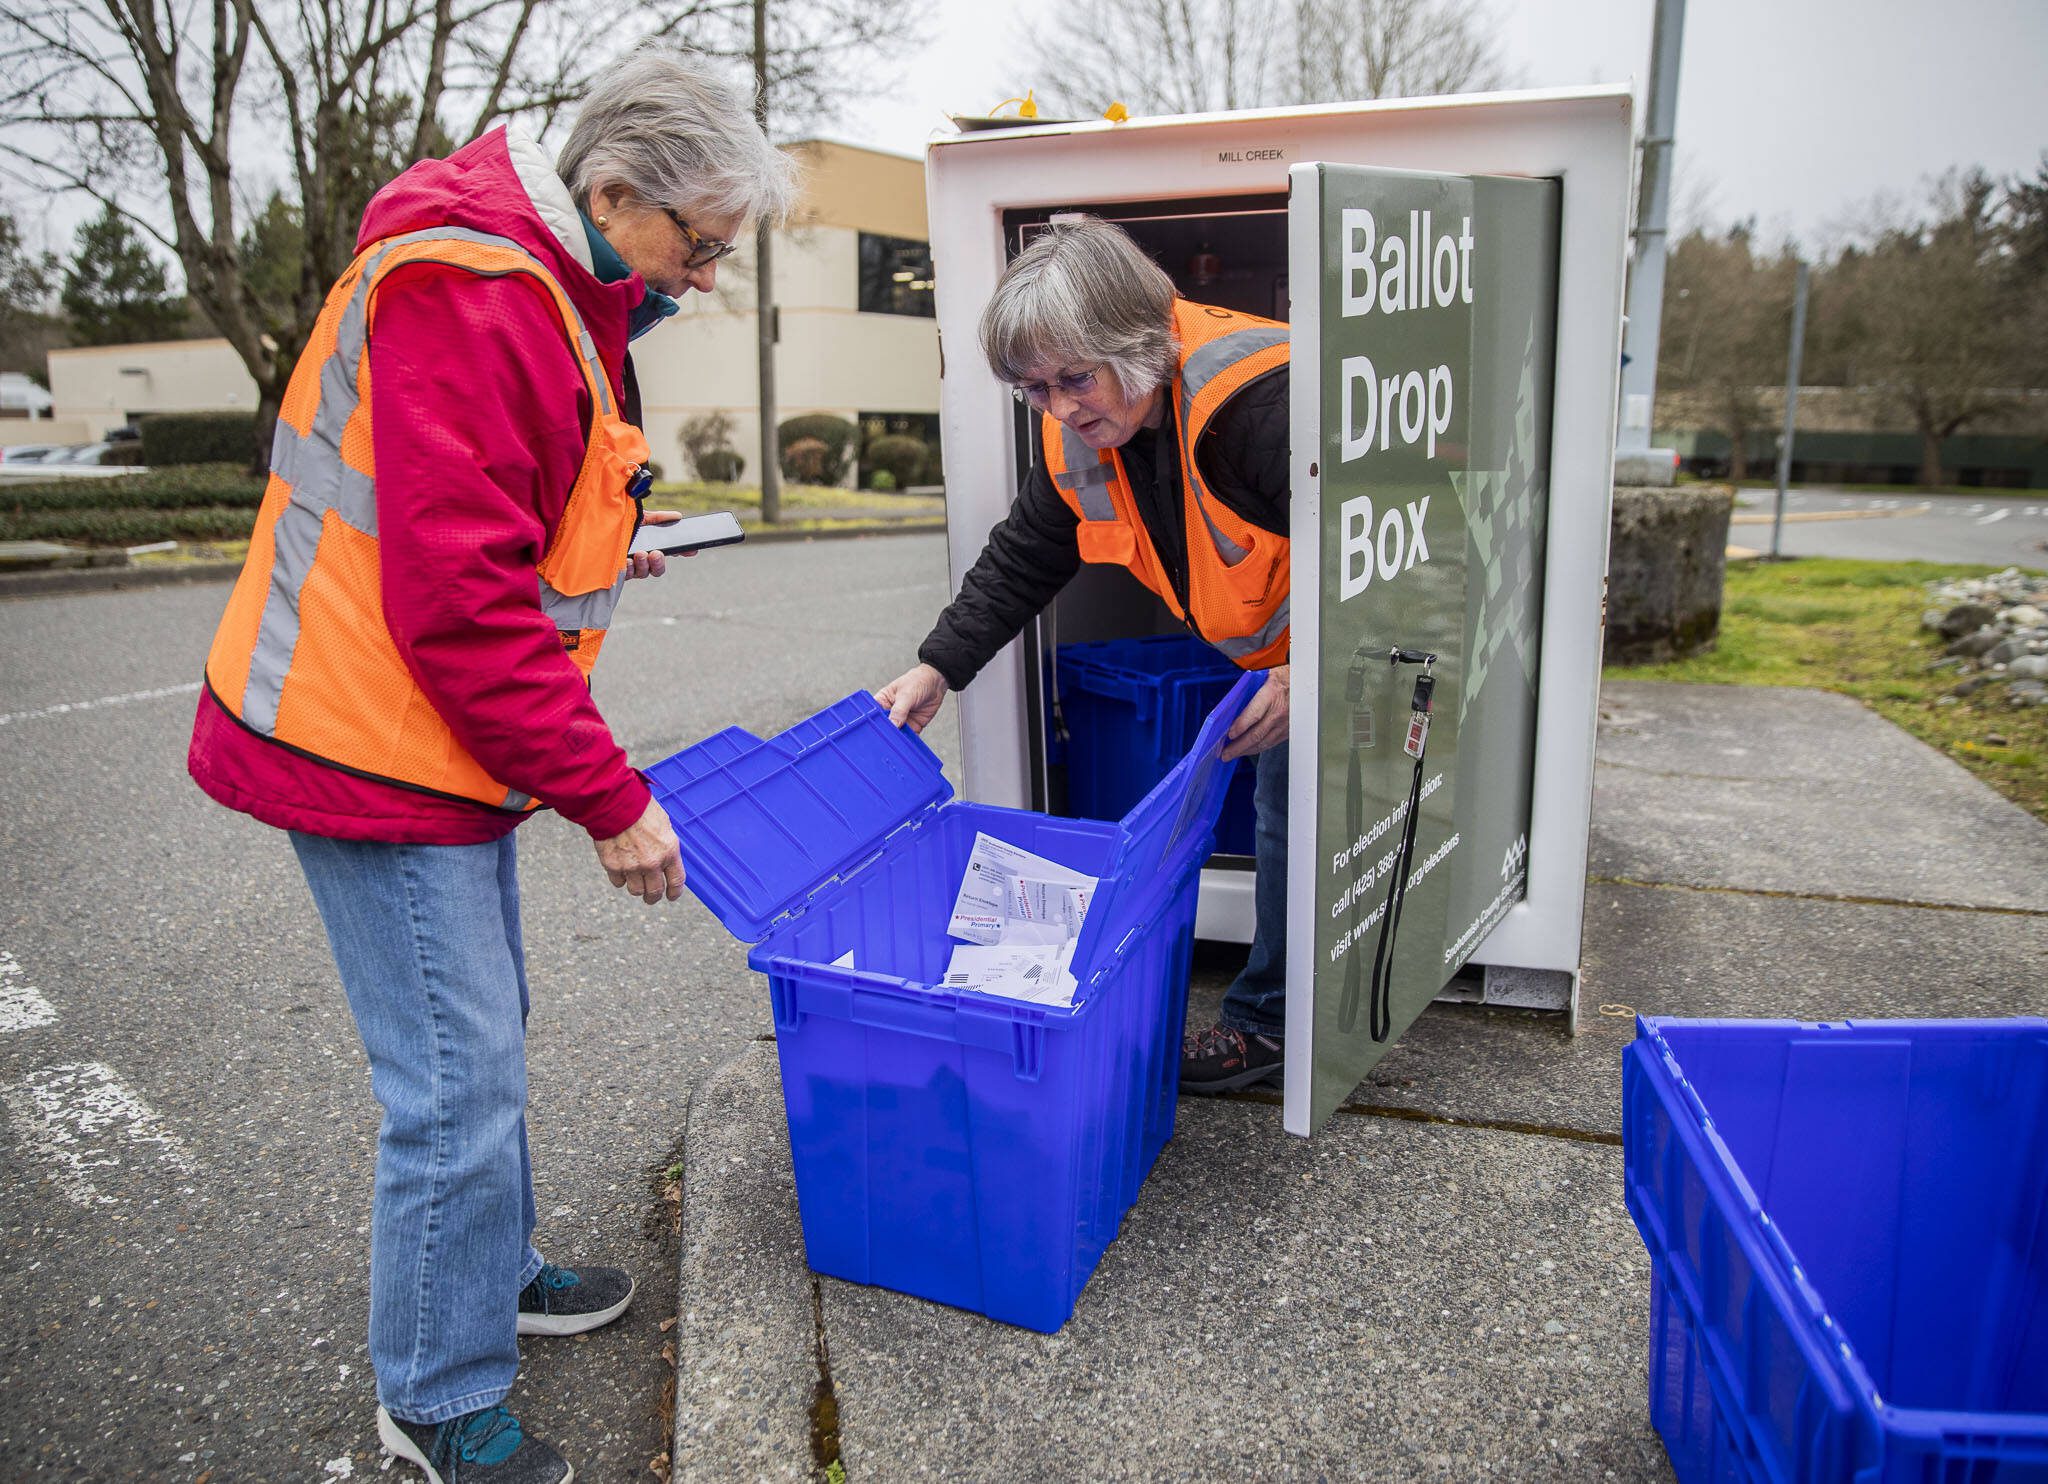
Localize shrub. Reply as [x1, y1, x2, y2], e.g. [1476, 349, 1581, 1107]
[776, 413, 856, 485]
[140, 411, 260, 467]
[781, 436, 833, 484]
[0, 505, 260, 544]
[679, 411, 742, 481]
[0, 464, 264, 513]
[695, 447, 745, 483]
[869, 469, 897, 492]
[862, 434, 929, 490]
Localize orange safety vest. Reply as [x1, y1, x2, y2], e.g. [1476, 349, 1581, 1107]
[203, 227, 648, 812]
[1043, 298, 1291, 669]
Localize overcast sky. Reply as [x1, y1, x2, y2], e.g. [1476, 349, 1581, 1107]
[829, 0, 2048, 250]
[9, 0, 2044, 261]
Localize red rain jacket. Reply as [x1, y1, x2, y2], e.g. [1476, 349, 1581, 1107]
[189, 127, 654, 844]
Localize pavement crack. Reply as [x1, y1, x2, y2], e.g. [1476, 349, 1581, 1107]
[1589, 873, 2048, 918]
[1594, 758, 1798, 783]
[808, 1277, 843, 1480]
[1215, 1089, 1621, 1146]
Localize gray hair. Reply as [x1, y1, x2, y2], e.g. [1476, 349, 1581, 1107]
[979, 218, 1178, 398]
[558, 46, 797, 226]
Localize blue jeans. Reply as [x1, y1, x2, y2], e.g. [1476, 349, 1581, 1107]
[290, 831, 544, 1425]
[1218, 740, 1287, 1038]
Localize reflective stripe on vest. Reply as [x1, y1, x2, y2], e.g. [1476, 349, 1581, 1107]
[1042, 299, 1291, 670]
[206, 228, 639, 811]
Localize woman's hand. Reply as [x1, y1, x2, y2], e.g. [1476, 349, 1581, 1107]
[1221, 663, 1289, 761]
[876, 662, 950, 733]
[594, 798, 685, 904]
[626, 510, 698, 581]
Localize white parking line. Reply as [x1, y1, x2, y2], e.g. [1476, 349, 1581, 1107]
[0, 951, 56, 1032]
[0, 680, 203, 728]
[1975, 508, 2010, 526]
[0, 1061, 197, 1207]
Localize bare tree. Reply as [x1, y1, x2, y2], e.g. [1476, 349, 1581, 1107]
[652, 0, 918, 521]
[1825, 171, 2024, 489]
[0, 0, 652, 465]
[1031, 0, 1503, 118]
[1284, 0, 1506, 104]
[1030, 0, 1279, 118]
[1657, 224, 1795, 481]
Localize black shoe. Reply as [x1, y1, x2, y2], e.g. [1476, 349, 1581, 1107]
[378, 1404, 571, 1484]
[516, 1261, 635, 1337]
[1180, 1023, 1284, 1093]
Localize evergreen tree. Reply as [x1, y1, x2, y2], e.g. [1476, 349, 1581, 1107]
[0, 210, 66, 381]
[60, 205, 187, 345]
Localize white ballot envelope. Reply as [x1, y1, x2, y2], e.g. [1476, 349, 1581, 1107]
[942, 940, 1082, 1007]
[947, 833, 1098, 948]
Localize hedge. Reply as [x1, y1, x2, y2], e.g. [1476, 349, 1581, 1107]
[776, 414, 856, 484]
[0, 505, 260, 544]
[0, 463, 265, 513]
[140, 411, 261, 467]
[696, 448, 745, 482]
[862, 434, 929, 490]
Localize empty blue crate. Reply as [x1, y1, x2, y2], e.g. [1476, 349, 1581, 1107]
[644, 673, 1257, 1332]
[1056, 634, 1258, 857]
[1623, 1016, 2048, 1484]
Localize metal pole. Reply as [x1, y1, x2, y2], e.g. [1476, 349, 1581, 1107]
[1769, 261, 1810, 560]
[753, 0, 781, 525]
[1617, 0, 1686, 457]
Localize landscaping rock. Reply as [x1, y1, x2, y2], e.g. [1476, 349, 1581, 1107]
[1947, 629, 2001, 659]
[1938, 602, 1998, 639]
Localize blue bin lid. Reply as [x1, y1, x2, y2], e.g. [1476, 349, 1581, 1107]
[645, 672, 1262, 958]
[641, 691, 952, 941]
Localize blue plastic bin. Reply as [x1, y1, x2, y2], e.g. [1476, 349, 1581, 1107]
[644, 674, 1257, 1332]
[1055, 634, 1259, 857]
[1623, 1016, 2048, 1484]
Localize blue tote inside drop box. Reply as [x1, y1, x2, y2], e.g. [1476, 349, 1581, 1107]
[643, 672, 1260, 1332]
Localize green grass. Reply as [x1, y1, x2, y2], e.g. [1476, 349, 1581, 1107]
[1608, 557, 2048, 821]
[651, 479, 945, 523]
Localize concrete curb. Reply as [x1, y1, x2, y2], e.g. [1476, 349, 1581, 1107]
[671, 1041, 821, 1483]
[0, 522, 946, 601]
[0, 560, 247, 600]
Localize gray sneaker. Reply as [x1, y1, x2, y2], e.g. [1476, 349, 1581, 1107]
[516, 1261, 635, 1337]
[378, 1404, 571, 1484]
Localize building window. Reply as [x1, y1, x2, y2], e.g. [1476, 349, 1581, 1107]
[858, 233, 935, 318]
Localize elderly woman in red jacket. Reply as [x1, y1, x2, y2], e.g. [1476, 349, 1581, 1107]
[190, 47, 791, 1484]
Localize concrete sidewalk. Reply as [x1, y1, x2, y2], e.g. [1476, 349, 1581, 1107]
[668, 682, 2048, 1482]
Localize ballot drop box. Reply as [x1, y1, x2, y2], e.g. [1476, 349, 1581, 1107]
[645, 676, 1257, 1332]
[925, 90, 1634, 1135]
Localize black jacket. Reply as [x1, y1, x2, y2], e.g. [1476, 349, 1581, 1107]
[919, 368, 1289, 689]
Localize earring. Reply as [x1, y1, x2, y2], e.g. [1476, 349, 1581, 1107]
[595, 214, 609, 227]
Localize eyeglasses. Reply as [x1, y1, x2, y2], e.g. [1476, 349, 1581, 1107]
[1010, 367, 1101, 408]
[663, 209, 738, 269]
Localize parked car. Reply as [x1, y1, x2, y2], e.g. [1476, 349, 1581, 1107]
[0, 443, 63, 464]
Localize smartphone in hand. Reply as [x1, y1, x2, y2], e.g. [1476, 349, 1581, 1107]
[628, 511, 747, 557]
